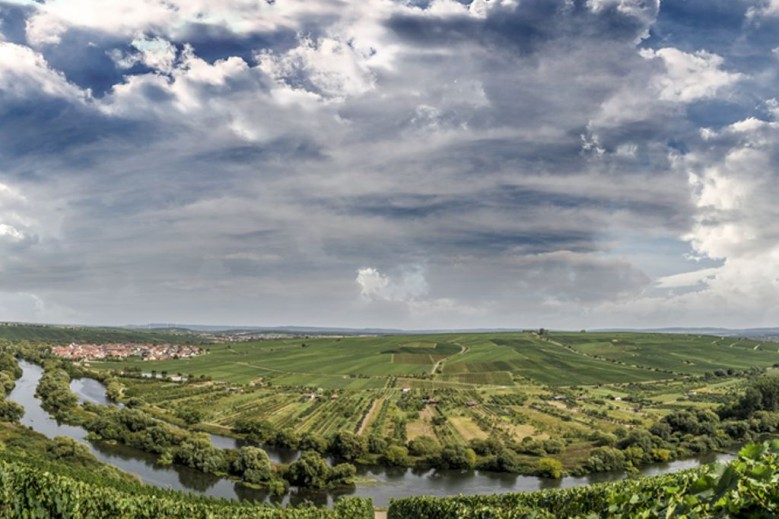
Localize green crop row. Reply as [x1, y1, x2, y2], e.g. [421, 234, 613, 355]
[388, 441, 779, 518]
[0, 458, 374, 519]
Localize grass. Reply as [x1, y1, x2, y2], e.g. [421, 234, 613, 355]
[449, 416, 488, 441]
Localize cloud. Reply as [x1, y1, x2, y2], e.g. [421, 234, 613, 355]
[0, 41, 86, 99]
[629, 115, 779, 325]
[655, 267, 720, 289]
[356, 266, 481, 322]
[747, 0, 779, 20]
[640, 47, 744, 102]
[356, 266, 428, 302]
[258, 36, 377, 99]
[0, 0, 777, 329]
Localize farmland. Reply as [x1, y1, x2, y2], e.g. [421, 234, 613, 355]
[80, 330, 779, 473]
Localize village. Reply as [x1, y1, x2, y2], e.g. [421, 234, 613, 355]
[50, 342, 202, 362]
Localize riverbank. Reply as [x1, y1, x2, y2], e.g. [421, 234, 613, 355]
[8, 359, 737, 508]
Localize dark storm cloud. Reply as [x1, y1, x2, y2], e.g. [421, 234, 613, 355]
[387, 0, 654, 52]
[0, 96, 146, 164]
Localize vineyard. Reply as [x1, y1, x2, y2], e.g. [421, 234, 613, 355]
[0, 440, 778, 518]
[0, 454, 373, 519]
[387, 441, 779, 518]
[81, 330, 779, 477]
[1, 328, 779, 515]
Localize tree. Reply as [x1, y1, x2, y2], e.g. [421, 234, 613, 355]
[494, 448, 523, 473]
[329, 463, 356, 486]
[299, 432, 328, 453]
[470, 436, 502, 456]
[408, 435, 441, 457]
[176, 407, 205, 426]
[0, 400, 23, 423]
[383, 445, 410, 467]
[329, 431, 366, 461]
[232, 446, 272, 484]
[436, 445, 476, 470]
[734, 377, 779, 418]
[367, 434, 388, 455]
[535, 457, 563, 479]
[234, 418, 275, 444]
[174, 436, 227, 474]
[285, 451, 331, 489]
[586, 447, 626, 472]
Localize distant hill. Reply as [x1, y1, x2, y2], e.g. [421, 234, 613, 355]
[126, 323, 526, 335]
[126, 323, 410, 335]
[597, 327, 779, 340]
[0, 322, 199, 344]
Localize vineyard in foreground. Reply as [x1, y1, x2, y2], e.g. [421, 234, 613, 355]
[1, 441, 778, 518]
[387, 441, 779, 518]
[0, 454, 373, 519]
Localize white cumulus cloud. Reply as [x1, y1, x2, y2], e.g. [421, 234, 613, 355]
[640, 48, 743, 103]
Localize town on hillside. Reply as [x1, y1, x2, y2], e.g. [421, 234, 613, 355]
[50, 342, 202, 362]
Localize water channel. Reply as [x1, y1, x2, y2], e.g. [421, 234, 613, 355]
[8, 360, 736, 508]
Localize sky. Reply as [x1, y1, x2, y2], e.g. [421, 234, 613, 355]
[0, 0, 778, 330]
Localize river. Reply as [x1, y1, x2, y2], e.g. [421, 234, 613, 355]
[8, 360, 736, 508]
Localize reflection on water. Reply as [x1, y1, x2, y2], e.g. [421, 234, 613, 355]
[8, 360, 737, 508]
[70, 378, 112, 406]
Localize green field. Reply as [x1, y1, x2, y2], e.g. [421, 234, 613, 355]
[84, 330, 779, 456]
[554, 332, 779, 374]
[93, 331, 778, 387]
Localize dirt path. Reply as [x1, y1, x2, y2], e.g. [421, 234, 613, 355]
[357, 398, 384, 436]
[430, 342, 468, 375]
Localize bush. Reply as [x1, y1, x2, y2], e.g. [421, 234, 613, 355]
[408, 435, 441, 457]
[535, 457, 563, 479]
[383, 445, 411, 467]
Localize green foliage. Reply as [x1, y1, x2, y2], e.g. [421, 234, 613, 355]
[388, 441, 779, 519]
[383, 445, 411, 467]
[298, 432, 328, 453]
[0, 457, 373, 518]
[724, 375, 779, 418]
[0, 353, 22, 381]
[45, 436, 94, 464]
[231, 446, 272, 484]
[35, 365, 78, 414]
[285, 451, 356, 490]
[408, 435, 441, 457]
[328, 431, 367, 461]
[235, 418, 277, 444]
[435, 444, 476, 470]
[175, 406, 205, 425]
[174, 436, 228, 474]
[0, 400, 23, 423]
[0, 323, 197, 344]
[534, 457, 563, 479]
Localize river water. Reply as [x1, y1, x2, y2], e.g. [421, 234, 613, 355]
[8, 360, 736, 508]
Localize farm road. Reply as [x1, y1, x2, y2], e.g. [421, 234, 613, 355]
[430, 342, 467, 375]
